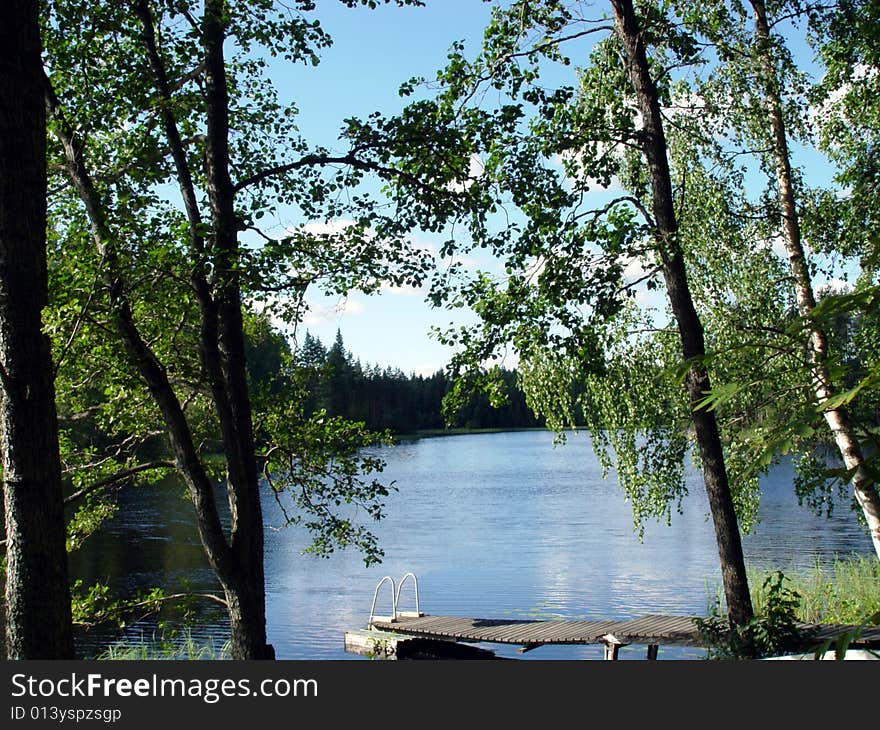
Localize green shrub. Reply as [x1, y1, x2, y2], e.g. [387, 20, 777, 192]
[701, 555, 880, 659]
[698, 571, 811, 659]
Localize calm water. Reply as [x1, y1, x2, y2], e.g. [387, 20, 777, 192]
[70, 430, 874, 660]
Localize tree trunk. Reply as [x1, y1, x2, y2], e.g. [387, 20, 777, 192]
[751, 0, 880, 559]
[203, 0, 271, 658]
[221, 573, 274, 659]
[136, 0, 270, 655]
[0, 0, 74, 658]
[610, 0, 754, 628]
[45, 1, 273, 659]
[44, 74, 271, 658]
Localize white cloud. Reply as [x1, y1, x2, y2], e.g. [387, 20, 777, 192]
[287, 219, 360, 238]
[302, 297, 364, 327]
[816, 278, 851, 297]
[622, 254, 653, 283]
[812, 64, 877, 126]
[446, 153, 485, 194]
[756, 232, 793, 260]
[379, 281, 424, 296]
[413, 362, 443, 377]
[634, 287, 663, 309]
[341, 298, 364, 315]
[664, 88, 710, 124]
[483, 348, 520, 371]
[300, 309, 331, 328]
[522, 256, 547, 283]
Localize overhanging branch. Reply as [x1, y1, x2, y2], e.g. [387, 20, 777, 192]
[233, 152, 363, 192]
[64, 460, 176, 507]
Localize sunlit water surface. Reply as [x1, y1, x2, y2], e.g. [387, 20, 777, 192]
[70, 431, 873, 659]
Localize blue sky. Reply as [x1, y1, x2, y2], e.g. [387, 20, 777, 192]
[263, 0, 498, 375]
[255, 1, 838, 376]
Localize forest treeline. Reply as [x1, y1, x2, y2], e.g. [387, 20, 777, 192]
[260, 315, 878, 439]
[272, 330, 545, 434]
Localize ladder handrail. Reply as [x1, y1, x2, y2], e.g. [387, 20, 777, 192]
[367, 575, 397, 627]
[395, 572, 420, 616]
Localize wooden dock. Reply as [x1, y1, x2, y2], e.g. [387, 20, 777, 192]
[368, 613, 880, 659]
[351, 574, 880, 659]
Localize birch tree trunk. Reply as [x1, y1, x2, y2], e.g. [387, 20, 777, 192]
[750, 0, 880, 559]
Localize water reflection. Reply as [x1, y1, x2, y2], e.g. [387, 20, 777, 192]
[70, 431, 873, 659]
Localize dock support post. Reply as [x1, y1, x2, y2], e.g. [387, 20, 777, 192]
[646, 644, 659, 660]
[603, 642, 621, 661]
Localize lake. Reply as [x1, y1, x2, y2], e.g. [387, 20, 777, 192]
[69, 430, 874, 659]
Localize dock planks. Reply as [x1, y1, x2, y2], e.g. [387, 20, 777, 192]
[369, 614, 880, 655]
[370, 614, 703, 647]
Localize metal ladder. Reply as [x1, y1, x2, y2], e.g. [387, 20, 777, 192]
[367, 571, 423, 628]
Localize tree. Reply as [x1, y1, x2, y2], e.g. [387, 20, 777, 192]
[291, 329, 539, 433]
[750, 0, 880, 558]
[812, 0, 880, 269]
[296, 332, 329, 414]
[382, 0, 753, 627]
[44, 0, 274, 659]
[0, 0, 74, 658]
[810, 0, 880, 542]
[609, 0, 752, 625]
[672, 0, 880, 559]
[43, 0, 428, 658]
[325, 329, 354, 417]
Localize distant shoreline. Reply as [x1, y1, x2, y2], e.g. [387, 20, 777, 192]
[392, 426, 550, 442]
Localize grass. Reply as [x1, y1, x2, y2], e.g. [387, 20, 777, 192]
[700, 554, 878, 659]
[95, 628, 231, 660]
[747, 554, 880, 625]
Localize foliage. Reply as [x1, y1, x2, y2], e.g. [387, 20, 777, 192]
[651, 0, 880, 533]
[812, 621, 880, 661]
[32, 0, 880, 653]
[786, 284, 880, 514]
[41, 0, 430, 488]
[702, 555, 880, 659]
[518, 311, 695, 535]
[698, 571, 811, 659]
[70, 580, 209, 631]
[749, 555, 880, 625]
[261, 380, 395, 566]
[39, 0, 456, 653]
[65, 496, 119, 553]
[388, 0, 763, 537]
[40, 0, 453, 525]
[810, 0, 880, 270]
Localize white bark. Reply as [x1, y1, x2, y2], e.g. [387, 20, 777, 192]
[751, 0, 880, 559]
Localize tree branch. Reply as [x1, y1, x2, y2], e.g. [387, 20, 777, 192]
[64, 460, 176, 507]
[73, 591, 229, 629]
[43, 69, 236, 575]
[234, 152, 363, 192]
